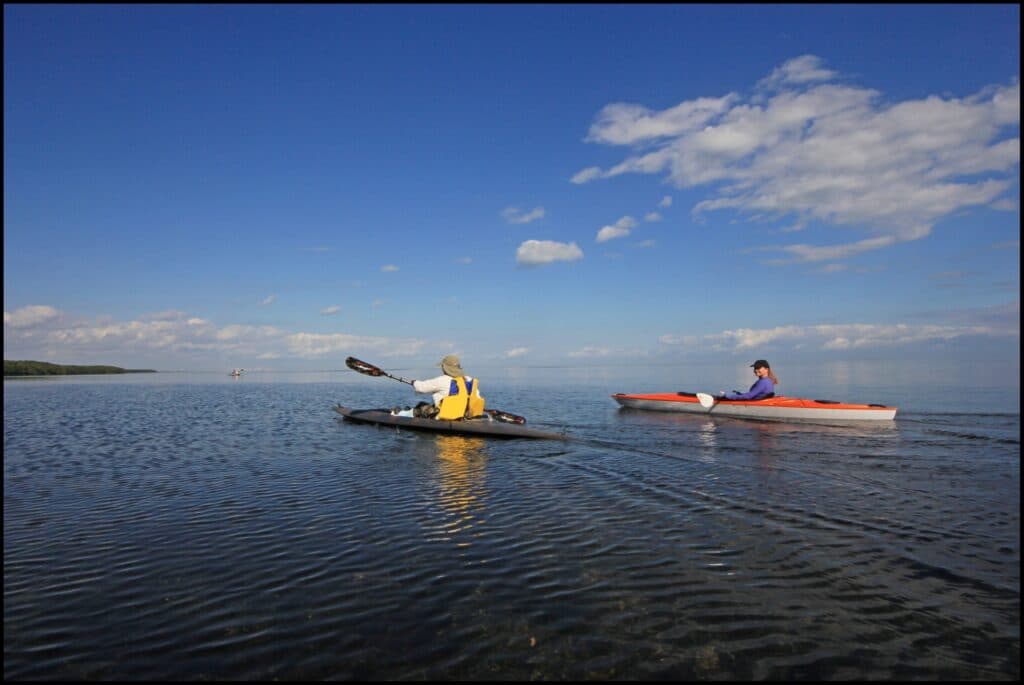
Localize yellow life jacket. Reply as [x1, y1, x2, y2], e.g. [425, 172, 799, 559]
[436, 376, 486, 420]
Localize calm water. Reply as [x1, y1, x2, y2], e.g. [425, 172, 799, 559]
[4, 366, 1020, 680]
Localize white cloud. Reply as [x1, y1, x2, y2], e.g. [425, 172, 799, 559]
[570, 166, 603, 184]
[644, 212, 662, 222]
[380, 264, 400, 272]
[757, 54, 837, 90]
[4, 305, 60, 328]
[659, 334, 699, 346]
[658, 195, 673, 208]
[575, 56, 1020, 263]
[320, 305, 341, 315]
[516, 240, 584, 266]
[585, 94, 737, 145]
[595, 215, 638, 243]
[569, 165, 598, 184]
[568, 345, 612, 358]
[504, 347, 529, 358]
[503, 206, 546, 224]
[3, 305, 428, 363]
[284, 332, 424, 358]
[261, 295, 276, 306]
[705, 321, 1017, 351]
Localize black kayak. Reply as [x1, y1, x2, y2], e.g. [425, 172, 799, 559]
[333, 405, 569, 440]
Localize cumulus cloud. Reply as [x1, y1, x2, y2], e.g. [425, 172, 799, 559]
[503, 206, 546, 224]
[504, 347, 529, 358]
[644, 212, 662, 222]
[261, 295, 276, 306]
[516, 240, 584, 266]
[573, 55, 1020, 263]
[596, 215, 638, 242]
[701, 321, 1017, 351]
[320, 305, 341, 315]
[658, 195, 673, 208]
[4, 305, 61, 328]
[3, 305, 427, 363]
[284, 332, 424, 358]
[380, 264, 400, 272]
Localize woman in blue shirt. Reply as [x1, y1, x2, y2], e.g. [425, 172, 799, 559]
[721, 359, 779, 400]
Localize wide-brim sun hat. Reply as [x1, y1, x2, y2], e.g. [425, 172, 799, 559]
[440, 355, 464, 377]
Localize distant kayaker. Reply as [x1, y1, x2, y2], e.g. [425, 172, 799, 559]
[720, 359, 778, 400]
[408, 355, 486, 419]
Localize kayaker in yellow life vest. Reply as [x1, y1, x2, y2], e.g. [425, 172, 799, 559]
[410, 355, 486, 419]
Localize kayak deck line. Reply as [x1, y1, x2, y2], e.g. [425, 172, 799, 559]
[612, 392, 897, 421]
[333, 405, 571, 440]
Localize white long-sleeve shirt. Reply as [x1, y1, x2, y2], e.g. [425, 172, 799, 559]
[412, 374, 479, 405]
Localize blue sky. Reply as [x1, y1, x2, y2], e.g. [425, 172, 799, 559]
[4, 5, 1020, 373]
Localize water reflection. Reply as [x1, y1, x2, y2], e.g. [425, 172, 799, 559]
[697, 420, 717, 457]
[429, 436, 489, 544]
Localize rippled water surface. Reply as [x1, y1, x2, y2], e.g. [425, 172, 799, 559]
[4, 368, 1020, 680]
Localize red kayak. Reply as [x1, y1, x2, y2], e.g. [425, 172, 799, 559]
[612, 391, 897, 421]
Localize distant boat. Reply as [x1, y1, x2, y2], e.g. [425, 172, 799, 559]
[229, 368, 244, 377]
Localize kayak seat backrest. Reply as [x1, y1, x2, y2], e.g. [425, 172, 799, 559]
[676, 392, 697, 397]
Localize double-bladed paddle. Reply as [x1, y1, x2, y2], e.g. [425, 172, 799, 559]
[344, 356, 527, 425]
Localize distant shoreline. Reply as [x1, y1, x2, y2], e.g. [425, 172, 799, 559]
[4, 360, 157, 377]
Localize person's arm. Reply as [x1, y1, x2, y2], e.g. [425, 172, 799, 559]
[412, 375, 449, 395]
[726, 378, 774, 400]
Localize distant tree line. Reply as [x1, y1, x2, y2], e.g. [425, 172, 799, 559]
[4, 360, 157, 376]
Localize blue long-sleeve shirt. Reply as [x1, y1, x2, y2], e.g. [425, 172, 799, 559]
[726, 377, 775, 400]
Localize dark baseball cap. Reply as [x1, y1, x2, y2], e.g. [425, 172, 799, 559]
[750, 359, 770, 369]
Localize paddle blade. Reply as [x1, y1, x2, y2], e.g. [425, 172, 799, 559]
[696, 392, 716, 409]
[345, 356, 383, 376]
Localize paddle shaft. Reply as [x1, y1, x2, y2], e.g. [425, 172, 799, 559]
[380, 370, 414, 385]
